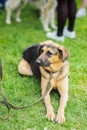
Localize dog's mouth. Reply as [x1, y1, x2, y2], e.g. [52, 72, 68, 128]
[36, 59, 51, 66]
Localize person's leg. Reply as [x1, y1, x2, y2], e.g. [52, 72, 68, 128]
[46, 0, 68, 42]
[68, 0, 77, 31]
[76, 0, 87, 17]
[81, 0, 87, 8]
[57, 0, 68, 36]
[63, 0, 76, 38]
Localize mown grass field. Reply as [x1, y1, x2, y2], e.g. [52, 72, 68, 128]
[0, 1, 87, 130]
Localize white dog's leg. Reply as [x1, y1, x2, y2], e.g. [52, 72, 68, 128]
[6, 9, 12, 24]
[49, 1, 57, 29]
[5, 0, 21, 24]
[15, 0, 28, 22]
[49, 8, 57, 29]
[40, 9, 50, 32]
[40, 0, 57, 31]
[16, 9, 22, 22]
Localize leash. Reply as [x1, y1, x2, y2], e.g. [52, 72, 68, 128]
[0, 59, 52, 119]
[0, 59, 68, 119]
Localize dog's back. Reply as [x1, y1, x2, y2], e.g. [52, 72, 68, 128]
[23, 44, 41, 79]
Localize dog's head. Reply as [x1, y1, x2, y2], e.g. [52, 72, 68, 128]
[36, 42, 70, 67]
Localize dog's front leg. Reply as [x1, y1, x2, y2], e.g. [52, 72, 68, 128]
[55, 81, 68, 124]
[16, 9, 22, 22]
[16, 1, 28, 22]
[41, 76, 55, 121]
[49, 1, 57, 29]
[6, 9, 12, 24]
[40, 9, 50, 32]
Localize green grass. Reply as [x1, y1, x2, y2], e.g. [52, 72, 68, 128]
[0, 2, 87, 130]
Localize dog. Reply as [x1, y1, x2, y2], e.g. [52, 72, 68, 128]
[18, 40, 70, 124]
[5, 0, 28, 24]
[30, 0, 57, 31]
[5, 0, 57, 31]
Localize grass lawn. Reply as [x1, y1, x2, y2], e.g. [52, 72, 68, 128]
[0, 2, 87, 130]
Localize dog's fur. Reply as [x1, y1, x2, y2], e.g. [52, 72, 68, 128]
[5, 0, 57, 31]
[31, 0, 57, 31]
[18, 40, 70, 124]
[5, 0, 28, 24]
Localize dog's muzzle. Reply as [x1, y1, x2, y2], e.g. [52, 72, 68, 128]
[36, 59, 50, 66]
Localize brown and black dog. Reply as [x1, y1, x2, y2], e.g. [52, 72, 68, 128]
[18, 40, 70, 124]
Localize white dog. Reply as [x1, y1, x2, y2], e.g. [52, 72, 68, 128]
[5, 0, 28, 24]
[5, 0, 57, 31]
[31, 0, 57, 31]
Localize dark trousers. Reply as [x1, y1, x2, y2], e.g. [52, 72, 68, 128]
[57, 0, 77, 36]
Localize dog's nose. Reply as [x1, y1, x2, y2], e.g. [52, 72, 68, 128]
[36, 59, 41, 64]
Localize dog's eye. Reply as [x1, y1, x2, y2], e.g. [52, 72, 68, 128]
[46, 51, 53, 57]
[39, 49, 43, 54]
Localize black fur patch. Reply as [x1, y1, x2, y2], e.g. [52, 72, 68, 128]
[23, 44, 41, 80]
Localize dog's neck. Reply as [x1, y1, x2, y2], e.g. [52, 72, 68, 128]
[43, 62, 64, 73]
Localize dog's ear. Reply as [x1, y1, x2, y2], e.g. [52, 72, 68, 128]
[58, 46, 70, 62]
[39, 44, 45, 54]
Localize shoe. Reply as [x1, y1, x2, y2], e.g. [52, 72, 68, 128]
[46, 31, 64, 42]
[63, 27, 76, 38]
[76, 8, 86, 18]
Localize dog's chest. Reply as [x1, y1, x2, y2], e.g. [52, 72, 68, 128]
[49, 73, 61, 88]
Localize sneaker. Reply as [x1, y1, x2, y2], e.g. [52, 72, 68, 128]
[76, 8, 86, 18]
[63, 27, 76, 38]
[46, 31, 64, 42]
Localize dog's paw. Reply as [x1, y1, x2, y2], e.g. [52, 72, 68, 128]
[55, 114, 65, 124]
[44, 27, 51, 32]
[6, 20, 11, 24]
[46, 110, 55, 121]
[16, 18, 22, 22]
[51, 24, 57, 29]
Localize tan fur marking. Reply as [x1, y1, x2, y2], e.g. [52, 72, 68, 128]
[18, 59, 33, 76]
